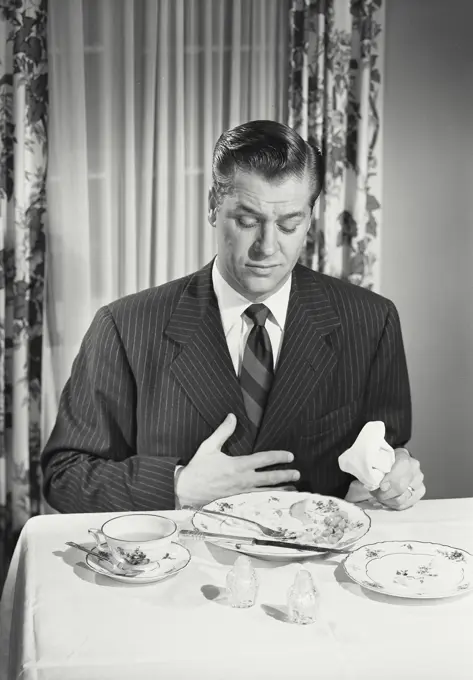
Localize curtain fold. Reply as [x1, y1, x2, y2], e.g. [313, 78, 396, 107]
[289, 0, 385, 290]
[0, 0, 48, 578]
[44, 0, 289, 447]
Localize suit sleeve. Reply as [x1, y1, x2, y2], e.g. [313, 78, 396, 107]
[41, 305, 179, 513]
[362, 300, 412, 449]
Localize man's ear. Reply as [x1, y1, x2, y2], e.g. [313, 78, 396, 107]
[208, 187, 217, 227]
[306, 209, 315, 234]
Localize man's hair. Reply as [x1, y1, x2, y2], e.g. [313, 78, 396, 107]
[211, 120, 324, 209]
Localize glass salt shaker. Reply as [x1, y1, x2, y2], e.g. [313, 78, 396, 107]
[226, 555, 259, 608]
[287, 569, 319, 624]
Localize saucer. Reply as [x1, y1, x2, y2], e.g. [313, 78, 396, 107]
[86, 542, 191, 584]
[343, 540, 473, 599]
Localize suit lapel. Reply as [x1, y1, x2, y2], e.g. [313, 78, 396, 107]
[255, 265, 341, 451]
[165, 261, 254, 456]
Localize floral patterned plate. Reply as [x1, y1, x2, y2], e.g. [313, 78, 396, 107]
[192, 491, 370, 560]
[343, 541, 473, 599]
[85, 542, 191, 584]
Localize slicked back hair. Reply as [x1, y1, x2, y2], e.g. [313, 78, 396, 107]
[211, 120, 324, 210]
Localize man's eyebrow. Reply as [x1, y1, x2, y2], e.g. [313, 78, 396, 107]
[279, 211, 306, 220]
[233, 205, 306, 221]
[233, 204, 263, 216]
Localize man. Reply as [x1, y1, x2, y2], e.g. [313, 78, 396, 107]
[41, 120, 425, 513]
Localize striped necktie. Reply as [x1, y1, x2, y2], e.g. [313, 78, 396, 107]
[240, 303, 274, 432]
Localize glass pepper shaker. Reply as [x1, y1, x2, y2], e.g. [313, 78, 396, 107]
[226, 555, 259, 608]
[287, 569, 319, 624]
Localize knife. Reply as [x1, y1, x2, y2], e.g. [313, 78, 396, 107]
[179, 530, 351, 554]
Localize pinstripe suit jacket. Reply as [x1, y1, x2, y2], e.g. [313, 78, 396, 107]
[41, 260, 412, 513]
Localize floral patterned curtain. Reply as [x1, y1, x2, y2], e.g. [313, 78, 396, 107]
[0, 0, 47, 582]
[289, 0, 384, 290]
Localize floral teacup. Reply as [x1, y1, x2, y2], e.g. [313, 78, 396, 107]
[89, 514, 177, 571]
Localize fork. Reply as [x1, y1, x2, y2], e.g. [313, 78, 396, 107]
[191, 508, 296, 540]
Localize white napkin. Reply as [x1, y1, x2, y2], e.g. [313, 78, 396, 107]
[338, 421, 395, 491]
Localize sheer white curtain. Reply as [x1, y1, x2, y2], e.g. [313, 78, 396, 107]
[43, 0, 289, 444]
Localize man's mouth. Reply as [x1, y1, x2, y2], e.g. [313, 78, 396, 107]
[246, 263, 279, 269]
[246, 264, 279, 276]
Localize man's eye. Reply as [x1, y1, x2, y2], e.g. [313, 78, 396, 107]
[236, 217, 259, 228]
[279, 225, 297, 233]
[278, 222, 299, 233]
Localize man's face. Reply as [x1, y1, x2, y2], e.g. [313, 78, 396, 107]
[209, 170, 313, 301]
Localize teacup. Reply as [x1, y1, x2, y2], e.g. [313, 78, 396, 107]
[89, 513, 177, 571]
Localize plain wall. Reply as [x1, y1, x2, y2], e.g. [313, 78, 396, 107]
[381, 0, 473, 498]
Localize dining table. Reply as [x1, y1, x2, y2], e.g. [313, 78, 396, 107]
[0, 497, 472, 680]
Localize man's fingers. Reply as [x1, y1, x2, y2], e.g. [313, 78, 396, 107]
[378, 469, 424, 503]
[200, 414, 237, 452]
[253, 468, 300, 487]
[409, 471, 424, 490]
[396, 483, 426, 510]
[394, 472, 425, 506]
[376, 471, 425, 509]
[383, 455, 420, 486]
[382, 482, 426, 511]
[240, 449, 294, 471]
[377, 458, 420, 499]
[376, 484, 405, 501]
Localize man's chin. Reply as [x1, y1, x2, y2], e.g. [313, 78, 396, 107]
[241, 272, 285, 297]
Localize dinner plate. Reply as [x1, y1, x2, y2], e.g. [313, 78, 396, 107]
[85, 542, 191, 584]
[192, 491, 370, 560]
[343, 541, 473, 599]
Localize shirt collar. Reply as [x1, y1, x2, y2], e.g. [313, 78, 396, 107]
[212, 258, 291, 336]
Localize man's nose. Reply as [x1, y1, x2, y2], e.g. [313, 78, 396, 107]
[255, 223, 278, 255]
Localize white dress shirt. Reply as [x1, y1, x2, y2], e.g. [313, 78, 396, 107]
[174, 259, 292, 506]
[212, 259, 292, 376]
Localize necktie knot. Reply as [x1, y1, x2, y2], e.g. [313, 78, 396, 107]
[245, 303, 270, 327]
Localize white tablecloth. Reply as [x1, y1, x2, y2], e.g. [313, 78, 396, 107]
[1, 499, 472, 680]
